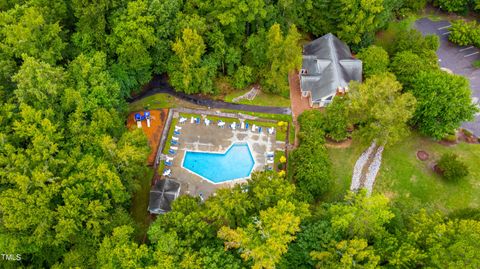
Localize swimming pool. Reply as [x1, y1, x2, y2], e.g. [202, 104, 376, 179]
[182, 143, 255, 183]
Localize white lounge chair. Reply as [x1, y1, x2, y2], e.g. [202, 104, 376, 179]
[190, 117, 195, 124]
[218, 121, 225, 128]
[266, 159, 274, 164]
[252, 124, 256, 132]
[241, 122, 245, 129]
[205, 119, 210, 126]
[179, 117, 187, 124]
[166, 156, 174, 162]
[163, 169, 171, 176]
[230, 122, 236, 130]
[175, 125, 182, 130]
[268, 127, 275, 135]
[170, 146, 178, 150]
[172, 136, 179, 141]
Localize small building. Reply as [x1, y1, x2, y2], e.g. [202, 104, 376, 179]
[148, 178, 181, 214]
[299, 33, 362, 107]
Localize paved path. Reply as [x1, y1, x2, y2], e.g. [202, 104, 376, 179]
[415, 18, 480, 136]
[130, 75, 291, 115]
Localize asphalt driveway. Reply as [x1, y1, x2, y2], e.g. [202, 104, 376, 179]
[415, 18, 480, 136]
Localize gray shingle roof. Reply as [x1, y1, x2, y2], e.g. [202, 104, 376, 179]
[148, 178, 181, 214]
[300, 33, 362, 103]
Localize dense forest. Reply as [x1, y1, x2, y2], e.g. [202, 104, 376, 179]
[1, 0, 480, 268]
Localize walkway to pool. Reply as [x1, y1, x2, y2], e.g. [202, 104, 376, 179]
[162, 110, 277, 198]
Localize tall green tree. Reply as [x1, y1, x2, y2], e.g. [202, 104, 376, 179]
[264, 24, 302, 96]
[348, 73, 417, 146]
[409, 70, 477, 139]
[108, 0, 157, 95]
[168, 28, 216, 94]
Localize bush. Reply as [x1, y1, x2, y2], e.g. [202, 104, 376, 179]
[462, 129, 473, 137]
[449, 20, 480, 47]
[434, 0, 470, 14]
[356, 45, 390, 78]
[443, 134, 457, 142]
[436, 153, 469, 181]
[323, 97, 349, 141]
[473, 60, 480, 68]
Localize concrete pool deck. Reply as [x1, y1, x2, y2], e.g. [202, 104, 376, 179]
[164, 113, 277, 198]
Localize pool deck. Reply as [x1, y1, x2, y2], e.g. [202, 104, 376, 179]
[164, 113, 277, 198]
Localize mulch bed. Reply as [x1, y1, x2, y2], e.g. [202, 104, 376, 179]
[416, 150, 429, 161]
[127, 109, 168, 165]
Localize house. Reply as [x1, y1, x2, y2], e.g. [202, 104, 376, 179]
[299, 33, 362, 107]
[148, 178, 181, 214]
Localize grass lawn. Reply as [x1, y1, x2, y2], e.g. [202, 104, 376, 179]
[130, 167, 154, 242]
[327, 133, 480, 212]
[326, 141, 367, 202]
[224, 89, 291, 107]
[128, 93, 202, 113]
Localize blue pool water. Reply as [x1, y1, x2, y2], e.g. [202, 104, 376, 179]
[182, 143, 255, 183]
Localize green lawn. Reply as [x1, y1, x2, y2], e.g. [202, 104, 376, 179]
[326, 141, 367, 202]
[128, 93, 203, 113]
[130, 167, 154, 242]
[327, 133, 480, 212]
[224, 89, 291, 107]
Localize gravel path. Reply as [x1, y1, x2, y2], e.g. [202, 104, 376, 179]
[351, 142, 384, 195]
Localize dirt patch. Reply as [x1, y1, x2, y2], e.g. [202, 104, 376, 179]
[458, 129, 479, 144]
[127, 109, 168, 165]
[416, 150, 429, 161]
[326, 138, 352, 148]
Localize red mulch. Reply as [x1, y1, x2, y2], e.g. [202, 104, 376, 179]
[127, 109, 168, 165]
[416, 150, 429, 161]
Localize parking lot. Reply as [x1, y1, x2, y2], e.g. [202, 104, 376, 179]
[415, 18, 480, 136]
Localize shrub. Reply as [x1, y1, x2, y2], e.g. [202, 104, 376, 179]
[232, 65, 254, 89]
[449, 20, 480, 47]
[463, 129, 473, 137]
[443, 134, 457, 142]
[434, 0, 470, 14]
[473, 60, 480, 68]
[436, 153, 469, 181]
[323, 97, 349, 141]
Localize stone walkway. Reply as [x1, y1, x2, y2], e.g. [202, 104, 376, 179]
[351, 142, 384, 195]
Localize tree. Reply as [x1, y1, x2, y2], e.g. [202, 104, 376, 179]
[356, 45, 389, 78]
[323, 97, 349, 141]
[0, 5, 65, 64]
[168, 28, 216, 94]
[348, 73, 417, 146]
[436, 153, 469, 181]
[218, 200, 308, 269]
[329, 191, 394, 240]
[389, 50, 438, 89]
[311, 239, 380, 269]
[263, 24, 302, 96]
[409, 70, 477, 139]
[434, 0, 471, 14]
[335, 0, 385, 47]
[97, 225, 153, 269]
[391, 29, 439, 56]
[449, 20, 480, 47]
[107, 0, 157, 95]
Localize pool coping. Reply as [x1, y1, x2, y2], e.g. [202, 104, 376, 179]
[180, 141, 256, 185]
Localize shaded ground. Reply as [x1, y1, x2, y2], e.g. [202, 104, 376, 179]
[415, 18, 480, 136]
[127, 109, 168, 165]
[131, 75, 291, 115]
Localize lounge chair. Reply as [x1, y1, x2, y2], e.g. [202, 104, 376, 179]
[163, 169, 171, 176]
[241, 122, 245, 129]
[258, 127, 262, 133]
[266, 151, 274, 157]
[245, 123, 249, 129]
[268, 127, 275, 135]
[205, 119, 210, 126]
[168, 149, 176, 155]
[175, 125, 182, 130]
[190, 117, 195, 124]
[164, 161, 173, 166]
[196, 117, 200, 124]
[166, 156, 174, 162]
[230, 122, 236, 130]
[174, 130, 181, 135]
[171, 140, 179, 145]
[252, 124, 256, 132]
[170, 146, 178, 150]
[172, 136, 179, 141]
[218, 121, 225, 128]
[179, 117, 187, 124]
[266, 159, 274, 164]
